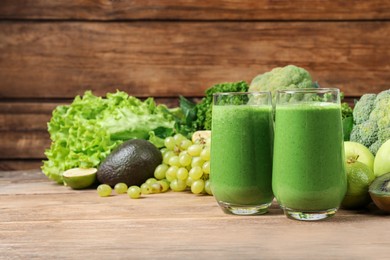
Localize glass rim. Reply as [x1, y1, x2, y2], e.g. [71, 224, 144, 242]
[212, 91, 272, 96]
[276, 88, 340, 94]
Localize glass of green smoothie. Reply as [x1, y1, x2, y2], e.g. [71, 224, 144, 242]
[210, 92, 274, 215]
[272, 88, 347, 221]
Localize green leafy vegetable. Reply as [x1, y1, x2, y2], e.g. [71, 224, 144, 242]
[194, 81, 249, 131]
[172, 96, 198, 138]
[42, 90, 176, 184]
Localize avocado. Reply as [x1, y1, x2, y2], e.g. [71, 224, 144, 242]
[97, 139, 162, 187]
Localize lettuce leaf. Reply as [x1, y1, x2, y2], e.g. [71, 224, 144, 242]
[42, 90, 176, 184]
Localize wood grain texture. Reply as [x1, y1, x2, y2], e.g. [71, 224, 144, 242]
[1, 21, 389, 100]
[0, 160, 43, 171]
[1, 171, 389, 259]
[1, 0, 390, 20]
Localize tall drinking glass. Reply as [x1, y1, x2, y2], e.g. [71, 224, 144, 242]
[210, 92, 274, 215]
[272, 88, 347, 221]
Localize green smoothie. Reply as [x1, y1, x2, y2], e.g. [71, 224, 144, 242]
[210, 104, 274, 206]
[272, 102, 347, 211]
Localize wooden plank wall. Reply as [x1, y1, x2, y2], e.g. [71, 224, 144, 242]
[1, 0, 390, 171]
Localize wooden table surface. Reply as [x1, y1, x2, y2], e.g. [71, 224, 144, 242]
[1, 170, 390, 259]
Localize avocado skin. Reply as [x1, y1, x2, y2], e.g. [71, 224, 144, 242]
[97, 139, 162, 187]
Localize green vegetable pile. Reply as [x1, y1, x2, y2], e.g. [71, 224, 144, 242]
[350, 89, 390, 155]
[42, 91, 176, 184]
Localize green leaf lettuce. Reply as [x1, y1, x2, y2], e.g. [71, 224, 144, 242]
[42, 90, 175, 184]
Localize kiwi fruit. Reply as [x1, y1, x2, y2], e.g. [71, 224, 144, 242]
[369, 172, 390, 212]
[97, 139, 162, 187]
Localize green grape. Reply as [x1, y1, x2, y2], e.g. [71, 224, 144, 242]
[176, 179, 187, 191]
[173, 134, 186, 145]
[169, 179, 178, 191]
[114, 183, 128, 194]
[151, 182, 163, 193]
[177, 167, 189, 180]
[160, 148, 168, 155]
[170, 179, 187, 192]
[146, 178, 158, 185]
[189, 166, 203, 180]
[202, 161, 210, 174]
[187, 144, 203, 156]
[186, 176, 194, 187]
[158, 179, 170, 192]
[168, 155, 180, 167]
[127, 185, 141, 199]
[179, 152, 192, 167]
[200, 147, 210, 161]
[163, 151, 175, 164]
[97, 184, 112, 197]
[140, 183, 152, 194]
[191, 179, 205, 194]
[164, 136, 176, 150]
[191, 157, 205, 168]
[166, 166, 178, 181]
[180, 139, 193, 150]
[154, 164, 169, 180]
[204, 180, 212, 195]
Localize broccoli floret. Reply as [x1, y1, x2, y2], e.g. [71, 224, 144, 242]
[369, 140, 383, 155]
[352, 94, 376, 124]
[249, 65, 314, 102]
[350, 89, 390, 155]
[194, 81, 249, 130]
[370, 90, 390, 127]
[350, 120, 378, 147]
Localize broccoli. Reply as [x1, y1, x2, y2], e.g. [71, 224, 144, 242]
[352, 94, 376, 124]
[249, 65, 315, 102]
[350, 89, 390, 155]
[194, 81, 249, 131]
[350, 120, 378, 147]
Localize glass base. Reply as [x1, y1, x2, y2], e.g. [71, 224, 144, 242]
[217, 201, 271, 215]
[281, 206, 338, 221]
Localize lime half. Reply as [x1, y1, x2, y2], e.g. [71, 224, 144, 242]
[63, 168, 97, 189]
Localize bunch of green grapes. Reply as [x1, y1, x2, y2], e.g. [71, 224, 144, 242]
[160, 133, 211, 194]
[126, 133, 212, 199]
[156, 133, 212, 195]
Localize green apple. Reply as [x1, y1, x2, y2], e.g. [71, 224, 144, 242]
[344, 141, 375, 171]
[374, 139, 390, 177]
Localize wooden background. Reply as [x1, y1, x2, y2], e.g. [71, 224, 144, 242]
[1, 0, 390, 171]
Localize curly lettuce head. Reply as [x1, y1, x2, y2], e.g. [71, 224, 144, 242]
[42, 91, 175, 184]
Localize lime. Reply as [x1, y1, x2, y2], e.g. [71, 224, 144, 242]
[63, 167, 97, 189]
[341, 161, 375, 209]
